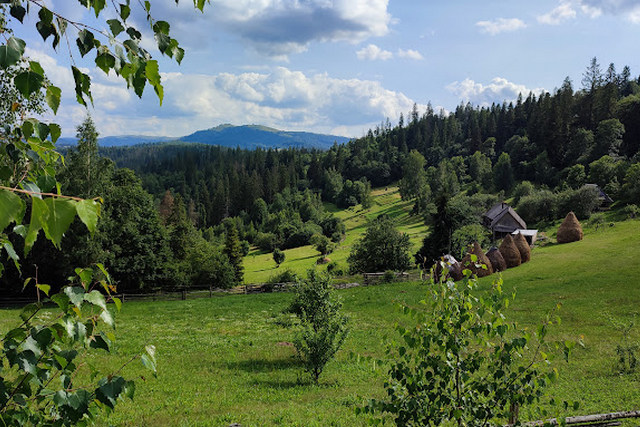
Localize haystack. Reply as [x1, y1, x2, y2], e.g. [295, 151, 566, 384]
[499, 234, 521, 268]
[460, 242, 493, 278]
[486, 247, 507, 272]
[557, 211, 583, 244]
[513, 232, 531, 263]
[433, 255, 464, 282]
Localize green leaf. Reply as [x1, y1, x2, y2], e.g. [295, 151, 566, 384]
[36, 283, 51, 296]
[84, 290, 106, 310]
[0, 37, 25, 69]
[46, 85, 61, 114]
[14, 70, 45, 98]
[112, 297, 122, 312]
[10, 5, 26, 23]
[92, 0, 106, 16]
[64, 286, 85, 308]
[96, 376, 126, 409]
[100, 309, 114, 328]
[0, 189, 25, 231]
[76, 199, 100, 234]
[76, 29, 95, 57]
[120, 4, 131, 20]
[3, 242, 20, 270]
[89, 332, 110, 351]
[43, 198, 76, 248]
[25, 196, 48, 254]
[49, 123, 61, 143]
[95, 51, 115, 74]
[145, 60, 163, 104]
[36, 175, 56, 193]
[51, 292, 70, 311]
[72, 66, 92, 106]
[75, 267, 94, 288]
[107, 19, 125, 36]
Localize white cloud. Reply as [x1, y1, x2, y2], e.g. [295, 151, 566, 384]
[397, 49, 424, 60]
[356, 44, 393, 61]
[475, 18, 527, 35]
[537, 3, 577, 24]
[156, 0, 392, 58]
[446, 77, 545, 106]
[159, 67, 420, 137]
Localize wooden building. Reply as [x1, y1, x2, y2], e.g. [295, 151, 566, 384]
[483, 202, 527, 239]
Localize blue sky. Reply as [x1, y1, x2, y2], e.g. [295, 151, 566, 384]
[13, 0, 640, 138]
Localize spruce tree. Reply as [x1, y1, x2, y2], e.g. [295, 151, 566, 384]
[224, 221, 244, 284]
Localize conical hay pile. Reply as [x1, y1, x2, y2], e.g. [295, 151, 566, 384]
[433, 256, 463, 282]
[499, 234, 521, 268]
[556, 211, 583, 244]
[461, 242, 493, 277]
[486, 247, 507, 272]
[514, 232, 531, 263]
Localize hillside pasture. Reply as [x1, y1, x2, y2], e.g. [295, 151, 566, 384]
[0, 219, 638, 425]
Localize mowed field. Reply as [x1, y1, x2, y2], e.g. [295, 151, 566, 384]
[243, 187, 427, 284]
[0, 218, 639, 426]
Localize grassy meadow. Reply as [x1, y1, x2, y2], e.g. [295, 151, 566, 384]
[243, 187, 427, 283]
[1, 216, 639, 425]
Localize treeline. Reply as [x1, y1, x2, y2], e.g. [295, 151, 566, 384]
[107, 59, 640, 225]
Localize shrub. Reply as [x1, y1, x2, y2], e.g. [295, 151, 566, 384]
[622, 204, 639, 219]
[255, 232, 278, 251]
[326, 262, 344, 277]
[516, 190, 558, 224]
[287, 271, 348, 384]
[267, 268, 299, 284]
[557, 185, 600, 220]
[240, 240, 251, 256]
[348, 215, 412, 274]
[273, 248, 285, 268]
[360, 271, 576, 425]
[383, 270, 396, 283]
[511, 180, 534, 205]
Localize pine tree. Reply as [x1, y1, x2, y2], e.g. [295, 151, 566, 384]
[224, 221, 244, 284]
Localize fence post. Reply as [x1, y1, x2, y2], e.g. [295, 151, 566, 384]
[181, 290, 186, 300]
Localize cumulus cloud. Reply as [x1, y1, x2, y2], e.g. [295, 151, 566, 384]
[539, 0, 640, 23]
[537, 3, 578, 24]
[475, 18, 527, 35]
[26, 48, 419, 138]
[356, 44, 393, 61]
[446, 77, 545, 106]
[397, 49, 424, 60]
[155, 0, 392, 58]
[161, 67, 420, 136]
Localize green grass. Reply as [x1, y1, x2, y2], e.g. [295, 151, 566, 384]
[243, 187, 427, 283]
[1, 218, 639, 425]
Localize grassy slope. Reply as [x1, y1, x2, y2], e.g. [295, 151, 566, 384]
[1, 218, 638, 426]
[243, 187, 427, 284]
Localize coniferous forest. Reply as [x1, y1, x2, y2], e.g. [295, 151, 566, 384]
[3, 59, 640, 296]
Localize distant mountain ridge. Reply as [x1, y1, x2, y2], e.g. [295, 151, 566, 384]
[59, 124, 350, 149]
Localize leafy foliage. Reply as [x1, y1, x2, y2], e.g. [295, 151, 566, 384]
[288, 270, 348, 384]
[347, 215, 412, 274]
[360, 269, 577, 425]
[273, 248, 285, 268]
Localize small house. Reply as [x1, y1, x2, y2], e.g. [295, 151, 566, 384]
[483, 202, 527, 240]
[584, 184, 614, 209]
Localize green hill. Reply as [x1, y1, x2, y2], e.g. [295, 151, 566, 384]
[243, 186, 428, 283]
[1, 214, 638, 425]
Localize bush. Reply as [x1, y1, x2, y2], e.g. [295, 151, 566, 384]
[360, 272, 575, 425]
[255, 232, 278, 251]
[348, 215, 412, 274]
[516, 190, 558, 224]
[287, 271, 348, 384]
[240, 240, 250, 256]
[326, 262, 344, 277]
[511, 180, 534, 205]
[383, 270, 396, 283]
[622, 204, 639, 219]
[273, 248, 285, 268]
[557, 185, 600, 220]
[267, 268, 299, 284]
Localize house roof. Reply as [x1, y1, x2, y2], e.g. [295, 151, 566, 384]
[584, 184, 614, 203]
[484, 203, 527, 231]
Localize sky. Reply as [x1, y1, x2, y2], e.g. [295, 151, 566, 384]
[10, 0, 640, 138]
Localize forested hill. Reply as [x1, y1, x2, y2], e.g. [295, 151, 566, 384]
[180, 124, 350, 149]
[60, 124, 349, 149]
[104, 59, 640, 230]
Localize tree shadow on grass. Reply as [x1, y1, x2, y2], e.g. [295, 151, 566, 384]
[224, 357, 302, 374]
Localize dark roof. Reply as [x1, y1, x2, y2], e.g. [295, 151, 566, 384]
[584, 184, 614, 203]
[483, 203, 527, 232]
